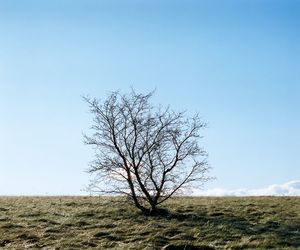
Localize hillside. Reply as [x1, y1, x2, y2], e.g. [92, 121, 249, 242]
[0, 196, 299, 249]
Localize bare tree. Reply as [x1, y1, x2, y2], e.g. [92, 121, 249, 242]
[83, 89, 210, 215]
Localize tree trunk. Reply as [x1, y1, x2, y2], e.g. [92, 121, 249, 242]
[148, 201, 158, 215]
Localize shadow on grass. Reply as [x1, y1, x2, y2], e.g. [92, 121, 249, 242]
[137, 208, 300, 248]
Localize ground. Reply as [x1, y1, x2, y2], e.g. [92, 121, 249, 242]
[0, 196, 299, 249]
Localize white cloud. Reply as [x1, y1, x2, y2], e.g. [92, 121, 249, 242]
[192, 180, 300, 196]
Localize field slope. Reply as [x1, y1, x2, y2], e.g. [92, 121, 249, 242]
[0, 196, 299, 249]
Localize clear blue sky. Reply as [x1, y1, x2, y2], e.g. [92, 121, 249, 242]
[0, 0, 299, 195]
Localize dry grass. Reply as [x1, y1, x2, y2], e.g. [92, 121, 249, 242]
[0, 196, 299, 249]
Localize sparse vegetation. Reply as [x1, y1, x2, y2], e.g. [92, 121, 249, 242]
[0, 196, 299, 249]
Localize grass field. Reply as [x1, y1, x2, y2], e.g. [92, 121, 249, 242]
[0, 196, 299, 249]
